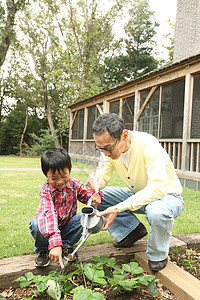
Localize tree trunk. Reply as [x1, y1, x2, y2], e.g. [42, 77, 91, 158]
[46, 105, 60, 148]
[19, 107, 28, 155]
[44, 91, 60, 148]
[0, 0, 22, 67]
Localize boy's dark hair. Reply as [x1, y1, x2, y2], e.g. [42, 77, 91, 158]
[41, 148, 72, 176]
[92, 113, 125, 139]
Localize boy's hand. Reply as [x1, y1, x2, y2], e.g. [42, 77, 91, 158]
[90, 194, 101, 206]
[49, 246, 64, 269]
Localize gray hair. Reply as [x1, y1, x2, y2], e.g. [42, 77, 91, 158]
[92, 113, 125, 139]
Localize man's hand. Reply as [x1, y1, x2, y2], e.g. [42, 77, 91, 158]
[86, 175, 102, 192]
[96, 207, 119, 230]
[49, 246, 64, 269]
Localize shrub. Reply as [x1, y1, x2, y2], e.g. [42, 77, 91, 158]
[22, 129, 58, 156]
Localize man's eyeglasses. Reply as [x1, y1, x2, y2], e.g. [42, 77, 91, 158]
[94, 138, 118, 152]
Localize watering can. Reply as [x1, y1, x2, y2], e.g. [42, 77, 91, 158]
[66, 198, 105, 263]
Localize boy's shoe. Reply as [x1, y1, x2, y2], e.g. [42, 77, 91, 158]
[34, 251, 50, 268]
[62, 247, 78, 262]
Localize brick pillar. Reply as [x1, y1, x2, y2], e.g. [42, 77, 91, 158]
[173, 0, 200, 62]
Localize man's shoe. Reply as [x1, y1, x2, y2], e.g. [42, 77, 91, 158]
[148, 258, 168, 271]
[34, 251, 50, 268]
[113, 222, 147, 248]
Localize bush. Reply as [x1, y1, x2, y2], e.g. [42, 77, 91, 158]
[22, 129, 58, 156]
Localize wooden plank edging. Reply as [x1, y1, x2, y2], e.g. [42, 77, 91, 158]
[135, 252, 200, 300]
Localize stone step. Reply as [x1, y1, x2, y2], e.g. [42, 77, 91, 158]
[174, 233, 200, 249]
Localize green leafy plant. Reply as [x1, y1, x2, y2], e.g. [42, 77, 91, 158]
[15, 271, 71, 298]
[170, 246, 200, 275]
[182, 248, 200, 274]
[170, 246, 182, 266]
[71, 285, 105, 300]
[14, 255, 158, 299]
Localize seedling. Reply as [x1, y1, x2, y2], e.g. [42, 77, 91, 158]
[170, 246, 200, 275]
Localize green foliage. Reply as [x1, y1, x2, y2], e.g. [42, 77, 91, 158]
[0, 0, 29, 67]
[1, 0, 125, 155]
[23, 128, 58, 156]
[72, 286, 105, 299]
[0, 0, 163, 155]
[83, 263, 107, 285]
[0, 101, 48, 155]
[0, 4, 5, 25]
[170, 247, 200, 275]
[14, 255, 158, 299]
[160, 20, 175, 64]
[103, 0, 159, 88]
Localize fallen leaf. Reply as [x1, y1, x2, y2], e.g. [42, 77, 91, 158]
[0, 289, 13, 297]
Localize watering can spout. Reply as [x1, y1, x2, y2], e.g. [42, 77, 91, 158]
[64, 199, 105, 265]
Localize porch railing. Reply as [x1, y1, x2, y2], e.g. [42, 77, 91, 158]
[160, 139, 200, 174]
[160, 140, 182, 170]
[187, 140, 200, 173]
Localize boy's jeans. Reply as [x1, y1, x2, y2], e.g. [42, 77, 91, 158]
[29, 213, 83, 253]
[98, 187, 184, 262]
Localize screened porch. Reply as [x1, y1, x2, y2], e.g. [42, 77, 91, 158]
[68, 55, 200, 190]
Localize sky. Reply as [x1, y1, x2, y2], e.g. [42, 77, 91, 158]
[149, 0, 177, 28]
[114, 0, 178, 60]
[149, 0, 178, 58]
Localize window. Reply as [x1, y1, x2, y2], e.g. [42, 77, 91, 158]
[191, 74, 200, 138]
[122, 96, 135, 130]
[110, 100, 119, 114]
[87, 105, 102, 139]
[140, 89, 150, 107]
[160, 80, 185, 138]
[139, 88, 159, 137]
[72, 109, 84, 139]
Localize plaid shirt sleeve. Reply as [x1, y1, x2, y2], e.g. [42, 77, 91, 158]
[72, 178, 103, 204]
[36, 184, 63, 250]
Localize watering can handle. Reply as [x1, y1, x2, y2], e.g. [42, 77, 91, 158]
[82, 198, 97, 238]
[87, 198, 97, 210]
[87, 198, 92, 206]
[82, 198, 92, 237]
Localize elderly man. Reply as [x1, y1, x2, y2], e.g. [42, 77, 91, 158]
[86, 113, 184, 271]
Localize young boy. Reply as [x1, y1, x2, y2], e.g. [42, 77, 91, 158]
[29, 148, 102, 269]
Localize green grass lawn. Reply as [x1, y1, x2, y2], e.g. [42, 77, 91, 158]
[0, 157, 199, 259]
[0, 156, 94, 169]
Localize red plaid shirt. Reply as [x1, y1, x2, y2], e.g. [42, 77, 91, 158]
[36, 177, 103, 250]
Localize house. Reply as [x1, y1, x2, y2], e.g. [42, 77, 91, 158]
[68, 0, 200, 190]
